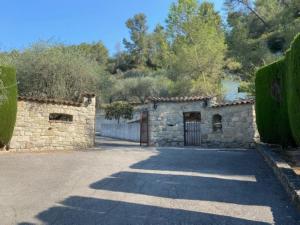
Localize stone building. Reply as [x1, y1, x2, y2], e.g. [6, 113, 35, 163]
[140, 96, 258, 148]
[10, 94, 96, 151]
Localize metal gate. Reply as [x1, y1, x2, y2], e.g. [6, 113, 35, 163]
[184, 112, 201, 146]
[140, 111, 149, 146]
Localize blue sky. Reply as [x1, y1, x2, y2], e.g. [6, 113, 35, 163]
[1, 0, 224, 55]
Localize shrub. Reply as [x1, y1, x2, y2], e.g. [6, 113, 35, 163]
[15, 43, 103, 101]
[255, 33, 300, 147]
[255, 60, 294, 146]
[286, 34, 300, 145]
[0, 66, 17, 148]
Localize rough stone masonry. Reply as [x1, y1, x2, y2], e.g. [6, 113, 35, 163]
[9, 94, 96, 151]
[145, 97, 259, 148]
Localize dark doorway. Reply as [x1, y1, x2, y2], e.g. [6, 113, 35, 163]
[184, 112, 201, 146]
[140, 110, 149, 146]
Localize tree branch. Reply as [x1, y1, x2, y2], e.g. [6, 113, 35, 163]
[235, 0, 268, 27]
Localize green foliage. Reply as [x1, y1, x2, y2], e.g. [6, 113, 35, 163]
[167, 1, 226, 97]
[147, 25, 171, 69]
[239, 80, 255, 96]
[226, 0, 300, 90]
[255, 33, 300, 147]
[0, 79, 8, 105]
[255, 60, 294, 146]
[1, 0, 227, 103]
[110, 75, 172, 103]
[0, 41, 111, 104]
[108, 0, 227, 100]
[66, 42, 109, 65]
[104, 101, 133, 123]
[0, 51, 19, 67]
[11, 43, 105, 101]
[123, 13, 149, 66]
[166, 0, 199, 39]
[0, 66, 17, 148]
[286, 34, 300, 145]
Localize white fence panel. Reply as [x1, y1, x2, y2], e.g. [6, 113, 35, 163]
[96, 116, 140, 142]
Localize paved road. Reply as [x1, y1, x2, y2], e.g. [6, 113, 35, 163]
[0, 139, 299, 225]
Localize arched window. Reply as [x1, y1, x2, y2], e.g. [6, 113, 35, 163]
[212, 114, 222, 132]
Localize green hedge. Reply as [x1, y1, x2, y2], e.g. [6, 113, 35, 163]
[0, 66, 17, 148]
[255, 60, 294, 146]
[287, 34, 300, 146]
[255, 33, 300, 147]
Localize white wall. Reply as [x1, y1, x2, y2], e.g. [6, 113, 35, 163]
[96, 114, 140, 142]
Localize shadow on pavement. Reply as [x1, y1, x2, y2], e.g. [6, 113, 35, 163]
[19, 196, 270, 225]
[131, 148, 264, 176]
[19, 147, 300, 225]
[95, 136, 141, 149]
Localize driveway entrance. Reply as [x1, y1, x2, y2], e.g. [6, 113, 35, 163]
[0, 145, 299, 224]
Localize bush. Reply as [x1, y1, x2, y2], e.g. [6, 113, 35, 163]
[255, 60, 294, 146]
[16, 44, 102, 101]
[286, 34, 300, 145]
[0, 66, 17, 148]
[255, 33, 300, 147]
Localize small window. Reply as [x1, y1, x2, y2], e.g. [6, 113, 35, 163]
[49, 113, 73, 122]
[212, 114, 222, 132]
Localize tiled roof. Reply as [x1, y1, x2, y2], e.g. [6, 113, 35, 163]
[18, 93, 95, 107]
[211, 99, 255, 108]
[148, 96, 212, 103]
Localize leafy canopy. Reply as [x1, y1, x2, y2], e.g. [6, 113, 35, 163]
[104, 101, 133, 123]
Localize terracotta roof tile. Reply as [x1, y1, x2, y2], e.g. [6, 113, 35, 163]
[211, 99, 255, 108]
[148, 96, 212, 103]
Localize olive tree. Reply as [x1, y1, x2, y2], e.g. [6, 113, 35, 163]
[16, 43, 103, 101]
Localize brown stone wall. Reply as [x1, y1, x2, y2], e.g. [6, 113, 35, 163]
[201, 104, 259, 148]
[147, 101, 258, 148]
[10, 97, 96, 151]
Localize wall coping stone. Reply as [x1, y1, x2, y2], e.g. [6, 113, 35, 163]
[256, 142, 300, 212]
[18, 93, 95, 107]
[211, 99, 255, 108]
[147, 96, 212, 103]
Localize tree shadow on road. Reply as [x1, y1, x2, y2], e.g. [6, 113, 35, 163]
[131, 148, 266, 176]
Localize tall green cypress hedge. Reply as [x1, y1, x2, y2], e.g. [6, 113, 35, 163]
[255, 60, 294, 146]
[286, 34, 300, 146]
[0, 66, 17, 148]
[255, 33, 300, 147]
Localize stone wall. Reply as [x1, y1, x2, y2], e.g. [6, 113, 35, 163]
[202, 104, 259, 148]
[147, 100, 258, 148]
[9, 96, 96, 151]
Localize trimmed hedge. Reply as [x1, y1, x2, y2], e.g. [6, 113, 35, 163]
[287, 35, 300, 146]
[0, 66, 17, 148]
[255, 60, 294, 146]
[255, 33, 300, 147]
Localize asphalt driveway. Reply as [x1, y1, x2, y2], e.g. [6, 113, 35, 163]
[0, 140, 299, 225]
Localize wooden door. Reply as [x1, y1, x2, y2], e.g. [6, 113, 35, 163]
[140, 111, 149, 146]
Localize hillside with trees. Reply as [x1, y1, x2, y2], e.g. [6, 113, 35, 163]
[225, 0, 300, 93]
[0, 0, 299, 104]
